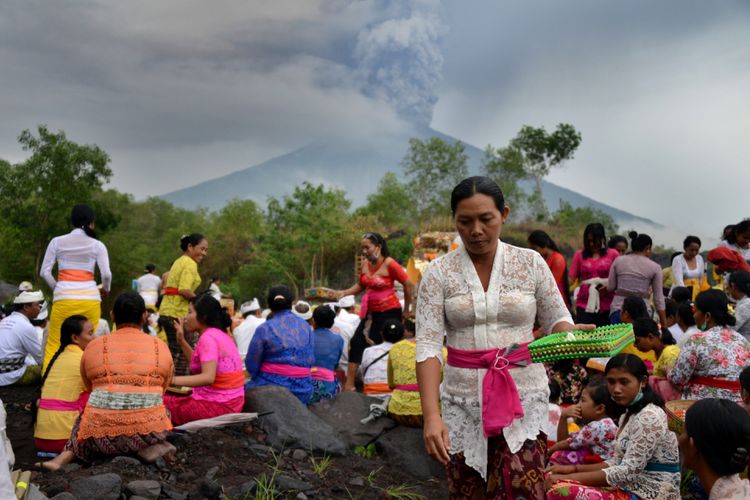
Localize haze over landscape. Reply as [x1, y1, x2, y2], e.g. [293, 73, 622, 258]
[2, 0, 749, 247]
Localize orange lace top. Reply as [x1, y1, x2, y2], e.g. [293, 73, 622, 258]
[77, 327, 174, 441]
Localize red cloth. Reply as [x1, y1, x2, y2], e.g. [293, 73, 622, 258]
[359, 258, 408, 312]
[164, 394, 245, 426]
[35, 438, 68, 454]
[707, 247, 750, 272]
[691, 375, 741, 391]
[311, 366, 336, 382]
[395, 384, 420, 391]
[446, 343, 531, 437]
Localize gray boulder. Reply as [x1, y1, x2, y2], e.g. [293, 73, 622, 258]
[50, 494, 77, 500]
[243, 385, 347, 455]
[70, 473, 122, 500]
[125, 480, 161, 499]
[308, 391, 396, 447]
[376, 426, 445, 480]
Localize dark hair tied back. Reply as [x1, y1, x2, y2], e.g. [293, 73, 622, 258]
[628, 231, 653, 253]
[180, 233, 205, 252]
[192, 293, 232, 331]
[605, 354, 662, 414]
[363, 232, 390, 258]
[267, 284, 294, 312]
[730, 270, 750, 297]
[450, 176, 505, 216]
[71, 204, 97, 239]
[695, 289, 736, 327]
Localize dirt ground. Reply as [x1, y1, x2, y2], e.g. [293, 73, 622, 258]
[1, 386, 448, 499]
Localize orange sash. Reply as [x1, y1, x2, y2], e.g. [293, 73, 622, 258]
[211, 371, 245, 390]
[58, 270, 95, 282]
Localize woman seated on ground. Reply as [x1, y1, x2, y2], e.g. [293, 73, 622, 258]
[165, 293, 245, 425]
[547, 354, 680, 500]
[633, 318, 681, 402]
[245, 285, 315, 405]
[669, 289, 750, 404]
[309, 305, 344, 404]
[39, 292, 175, 471]
[34, 315, 94, 454]
[387, 319, 445, 427]
[360, 319, 403, 397]
[679, 398, 750, 499]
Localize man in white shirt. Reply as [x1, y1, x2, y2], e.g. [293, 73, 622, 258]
[332, 296, 359, 374]
[233, 298, 264, 360]
[136, 264, 162, 309]
[0, 291, 44, 386]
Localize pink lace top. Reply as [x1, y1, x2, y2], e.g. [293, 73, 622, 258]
[191, 327, 245, 403]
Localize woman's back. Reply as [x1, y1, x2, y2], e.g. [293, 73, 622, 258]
[35, 345, 87, 442]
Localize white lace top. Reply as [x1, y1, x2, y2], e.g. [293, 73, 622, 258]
[711, 474, 750, 499]
[416, 242, 571, 479]
[603, 403, 680, 499]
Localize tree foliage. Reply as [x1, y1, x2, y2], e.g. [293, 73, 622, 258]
[354, 172, 417, 232]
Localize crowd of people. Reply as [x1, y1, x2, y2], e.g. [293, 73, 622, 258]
[0, 185, 749, 499]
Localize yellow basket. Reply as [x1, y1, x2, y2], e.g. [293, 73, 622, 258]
[665, 400, 696, 434]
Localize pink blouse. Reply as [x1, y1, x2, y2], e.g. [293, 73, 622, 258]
[569, 248, 620, 311]
[191, 327, 245, 403]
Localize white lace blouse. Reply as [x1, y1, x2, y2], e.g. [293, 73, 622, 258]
[416, 242, 572, 479]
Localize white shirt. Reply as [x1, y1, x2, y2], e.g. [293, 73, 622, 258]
[209, 283, 222, 301]
[416, 242, 572, 479]
[0, 312, 42, 386]
[94, 318, 111, 337]
[734, 296, 750, 341]
[676, 325, 701, 348]
[711, 474, 750, 500]
[667, 323, 684, 344]
[720, 240, 750, 261]
[40, 228, 111, 302]
[0, 402, 16, 497]
[670, 254, 704, 288]
[332, 311, 357, 371]
[359, 341, 393, 386]
[233, 315, 265, 359]
[137, 273, 162, 307]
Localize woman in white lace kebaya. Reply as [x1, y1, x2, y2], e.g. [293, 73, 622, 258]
[547, 354, 680, 499]
[416, 176, 577, 498]
[679, 398, 750, 500]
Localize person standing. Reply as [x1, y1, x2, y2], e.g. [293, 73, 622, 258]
[720, 220, 750, 262]
[136, 264, 162, 309]
[0, 291, 45, 386]
[528, 230, 570, 308]
[158, 233, 208, 374]
[40, 204, 111, 369]
[569, 223, 620, 326]
[417, 176, 578, 498]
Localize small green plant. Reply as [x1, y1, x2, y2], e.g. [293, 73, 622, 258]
[383, 483, 426, 500]
[309, 454, 333, 478]
[365, 466, 382, 487]
[353, 443, 377, 459]
[253, 472, 278, 500]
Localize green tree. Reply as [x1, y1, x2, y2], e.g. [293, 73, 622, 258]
[504, 124, 582, 221]
[480, 144, 528, 217]
[549, 200, 619, 244]
[0, 126, 112, 285]
[354, 172, 417, 231]
[402, 137, 468, 222]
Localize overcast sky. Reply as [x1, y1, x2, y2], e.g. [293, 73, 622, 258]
[1, 0, 748, 239]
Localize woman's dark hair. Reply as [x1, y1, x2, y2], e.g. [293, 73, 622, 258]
[382, 319, 405, 343]
[582, 223, 607, 258]
[313, 305, 336, 329]
[180, 233, 205, 252]
[622, 296, 649, 322]
[695, 289, 735, 327]
[729, 270, 750, 297]
[267, 284, 294, 312]
[193, 293, 232, 331]
[584, 380, 611, 406]
[723, 224, 736, 240]
[670, 286, 691, 304]
[112, 291, 146, 326]
[450, 176, 505, 216]
[633, 317, 676, 345]
[548, 379, 561, 404]
[403, 318, 415, 334]
[605, 354, 662, 414]
[665, 298, 678, 319]
[683, 235, 701, 250]
[628, 231, 653, 253]
[363, 232, 390, 258]
[41, 315, 88, 387]
[71, 204, 97, 239]
[677, 301, 696, 327]
[726, 220, 750, 245]
[145, 263, 156, 273]
[686, 398, 750, 476]
[527, 230, 559, 252]
[607, 235, 628, 251]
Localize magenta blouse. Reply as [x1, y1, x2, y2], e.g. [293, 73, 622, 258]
[190, 327, 245, 403]
[568, 248, 620, 312]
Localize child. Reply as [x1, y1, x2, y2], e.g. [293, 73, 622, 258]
[547, 354, 680, 500]
[549, 381, 617, 465]
[633, 318, 681, 402]
[545, 380, 563, 447]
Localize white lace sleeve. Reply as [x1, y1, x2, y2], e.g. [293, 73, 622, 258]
[604, 407, 664, 488]
[416, 261, 445, 365]
[532, 252, 572, 332]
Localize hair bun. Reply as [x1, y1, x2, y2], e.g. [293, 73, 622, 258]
[628, 231, 639, 240]
[731, 447, 750, 469]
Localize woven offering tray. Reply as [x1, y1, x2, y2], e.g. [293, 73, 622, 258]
[665, 399, 695, 434]
[304, 287, 338, 301]
[528, 324, 634, 363]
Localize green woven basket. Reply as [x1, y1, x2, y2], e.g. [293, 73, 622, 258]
[529, 324, 634, 363]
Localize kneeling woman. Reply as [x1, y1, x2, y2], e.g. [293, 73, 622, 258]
[34, 315, 95, 453]
[165, 294, 245, 425]
[547, 354, 680, 499]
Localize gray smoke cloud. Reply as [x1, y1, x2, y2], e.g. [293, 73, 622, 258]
[354, 0, 446, 126]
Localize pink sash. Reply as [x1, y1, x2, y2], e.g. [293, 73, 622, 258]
[395, 384, 419, 391]
[447, 342, 531, 437]
[260, 362, 311, 378]
[38, 393, 89, 412]
[311, 366, 336, 382]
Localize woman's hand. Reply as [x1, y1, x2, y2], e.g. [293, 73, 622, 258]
[561, 404, 582, 420]
[173, 318, 185, 343]
[422, 414, 451, 465]
[545, 464, 576, 475]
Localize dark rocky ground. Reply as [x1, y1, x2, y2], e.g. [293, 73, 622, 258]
[2, 386, 448, 499]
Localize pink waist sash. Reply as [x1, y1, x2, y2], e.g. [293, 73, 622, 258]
[38, 393, 89, 412]
[311, 366, 336, 382]
[447, 342, 531, 437]
[395, 384, 420, 391]
[260, 362, 311, 379]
